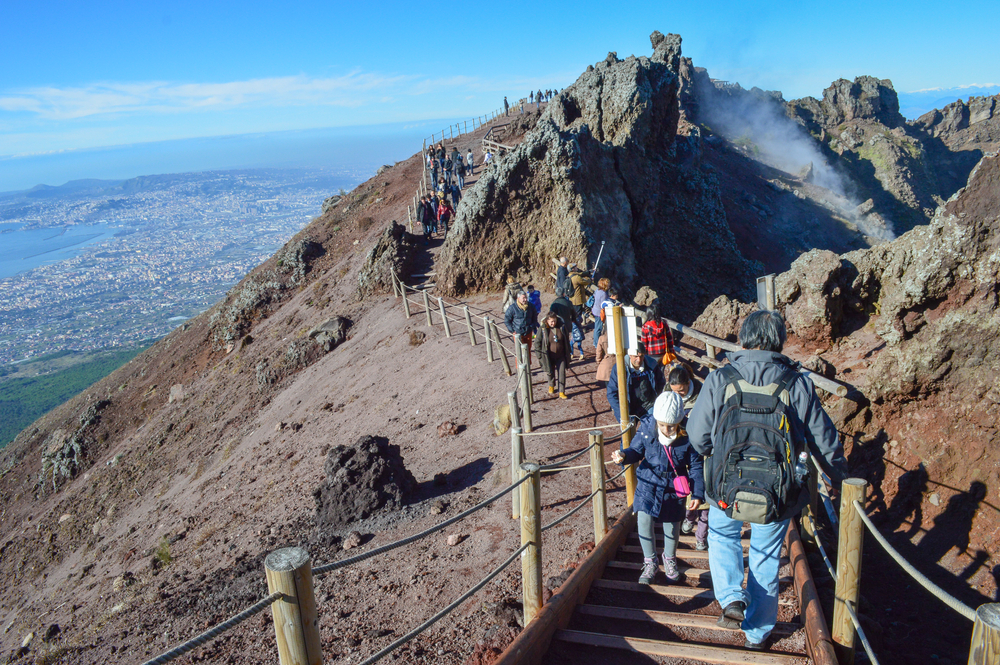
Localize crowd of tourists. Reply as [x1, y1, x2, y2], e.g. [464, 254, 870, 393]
[416, 143, 477, 245]
[500, 264, 848, 652]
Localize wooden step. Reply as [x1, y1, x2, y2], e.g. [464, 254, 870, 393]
[619, 545, 721, 561]
[555, 629, 807, 664]
[575, 605, 801, 636]
[628, 533, 751, 551]
[590, 579, 795, 605]
[606, 560, 714, 583]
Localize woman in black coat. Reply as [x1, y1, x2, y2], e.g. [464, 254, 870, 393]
[612, 391, 704, 584]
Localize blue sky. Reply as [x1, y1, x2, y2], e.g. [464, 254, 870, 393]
[1, 0, 997, 187]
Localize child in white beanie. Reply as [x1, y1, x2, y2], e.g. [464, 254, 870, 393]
[613, 391, 705, 584]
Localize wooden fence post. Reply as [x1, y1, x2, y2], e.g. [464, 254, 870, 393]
[969, 604, 1000, 665]
[517, 340, 533, 433]
[438, 298, 451, 337]
[801, 465, 820, 547]
[464, 306, 476, 345]
[407, 205, 412, 234]
[464, 120, 468, 134]
[491, 321, 512, 376]
[265, 548, 322, 665]
[705, 343, 716, 360]
[401, 284, 411, 318]
[450, 125, 454, 140]
[766, 273, 776, 310]
[422, 290, 433, 327]
[390, 270, 399, 298]
[612, 306, 636, 505]
[511, 425, 523, 519]
[520, 461, 543, 624]
[833, 478, 868, 665]
[485, 316, 495, 363]
[590, 431, 608, 543]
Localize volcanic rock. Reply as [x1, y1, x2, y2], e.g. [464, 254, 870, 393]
[357, 221, 416, 299]
[313, 435, 416, 530]
[308, 316, 351, 352]
[436, 32, 758, 321]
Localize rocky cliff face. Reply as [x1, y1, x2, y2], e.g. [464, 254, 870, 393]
[437, 33, 759, 321]
[913, 94, 1000, 151]
[694, 152, 1000, 571]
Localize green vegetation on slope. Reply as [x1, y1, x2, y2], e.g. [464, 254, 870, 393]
[0, 347, 145, 448]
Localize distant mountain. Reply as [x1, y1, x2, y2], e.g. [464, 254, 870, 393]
[898, 84, 1000, 119]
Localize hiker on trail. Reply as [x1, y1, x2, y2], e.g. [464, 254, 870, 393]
[455, 156, 466, 189]
[668, 363, 700, 414]
[641, 301, 675, 364]
[501, 276, 523, 315]
[612, 391, 704, 585]
[599, 287, 622, 326]
[687, 310, 847, 650]
[536, 89, 542, 109]
[504, 291, 538, 368]
[436, 177, 446, 195]
[437, 198, 454, 235]
[526, 284, 542, 315]
[484, 150, 493, 166]
[504, 96, 509, 116]
[555, 257, 569, 294]
[427, 194, 438, 226]
[534, 309, 571, 399]
[594, 332, 615, 389]
[568, 264, 592, 318]
[530, 91, 534, 104]
[417, 196, 431, 244]
[444, 156, 454, 186]
[606, 341, 665, 421]
[591, 277, 610, 347]
[466, 149, 475, 176]
[549, 287, 578, 337]
[449, 183, 462, 207]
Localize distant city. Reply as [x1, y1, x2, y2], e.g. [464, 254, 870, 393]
[0, 168, 367, 366]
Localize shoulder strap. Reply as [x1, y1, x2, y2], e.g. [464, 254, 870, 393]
[720, 365, 744, 403]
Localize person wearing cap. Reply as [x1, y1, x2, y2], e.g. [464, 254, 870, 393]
[533, 309, 571, 398]
[504, 291, 538, 369]
[606, 341, 665, 421]
[612, 391, 704, 584]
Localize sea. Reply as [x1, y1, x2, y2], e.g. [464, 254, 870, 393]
[0, 221, 118, 279]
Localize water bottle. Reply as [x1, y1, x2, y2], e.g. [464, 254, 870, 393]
[794, 451, 810, 485]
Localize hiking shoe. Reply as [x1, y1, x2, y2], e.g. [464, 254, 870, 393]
[662, 555, 680, 582]
[695, 539, 708, 551]
[746, 635, 770, 651]
[638, 557, 658, 585]
[716, 601, 746, 629]
[559, 392, 568, 400]
[548, 386, 556, 395]
[680, 519, 695, 534]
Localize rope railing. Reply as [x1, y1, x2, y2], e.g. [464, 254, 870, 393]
[852, 500, 977, 622]
[314, 472, 530, 576]
[541, 488, 601, 532]
[141, 592, 282, 665]
[355, 542, 530, 665]
[539, 442, 598, 470]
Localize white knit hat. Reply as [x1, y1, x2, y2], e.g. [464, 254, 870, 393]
[653, 391, 685, 425]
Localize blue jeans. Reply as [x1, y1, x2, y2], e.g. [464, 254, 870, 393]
[592, 317, 604, 347]
[707, 506, 790, 643]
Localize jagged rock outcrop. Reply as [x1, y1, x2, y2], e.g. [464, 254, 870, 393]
[913, 94, 1000, 152]
[790, 76, 905, 130]
[694, 153, 1000, 516]
[356, 221, 415, 299]
[437, 33, 758, 321]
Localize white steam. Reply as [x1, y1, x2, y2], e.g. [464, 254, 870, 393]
[696, 83, 895, 240]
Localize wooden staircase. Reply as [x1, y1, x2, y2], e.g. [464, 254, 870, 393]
[543, 530, 813, 664]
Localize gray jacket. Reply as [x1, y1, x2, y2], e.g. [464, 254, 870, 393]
[687, 350, 848, 519]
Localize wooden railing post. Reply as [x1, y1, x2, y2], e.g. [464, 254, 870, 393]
[801, 465, 820, 547]
[833, 478, 868, 665]
[969, 604, 1000, 665]
[508, 390, 521, 432]
[765, 274, 777, 311]
[612, 306, 636, 505]
[705, 343, 716, 360]
[464, 306, 476, 345]
[520, 461, 543, 624]
[511, 425, 523, 519]
[590, 431, 608, 543]
[265, 548, 322, 665]
[390, 270, 400, 298]
[422, 290, 433, 327]
[517, 340, 533, 433]
[438, 298, 452, 337]
[492, 321, 513, 376]
[485, 317, 495, 363]
[401, 284, 411, 318]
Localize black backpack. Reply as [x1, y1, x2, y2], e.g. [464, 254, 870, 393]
[706, 365, 804, 524]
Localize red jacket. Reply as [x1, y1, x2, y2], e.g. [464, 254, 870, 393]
[437, 204, 453, 222]
[641, 319, 674, 356]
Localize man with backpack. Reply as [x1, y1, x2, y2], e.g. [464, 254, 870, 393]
[687, 310, 847, 651]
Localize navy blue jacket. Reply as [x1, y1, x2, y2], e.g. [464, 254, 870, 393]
[504, 302, 538, 336]
[606, 355, 665, 421]
[620, 415, 705, 522]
